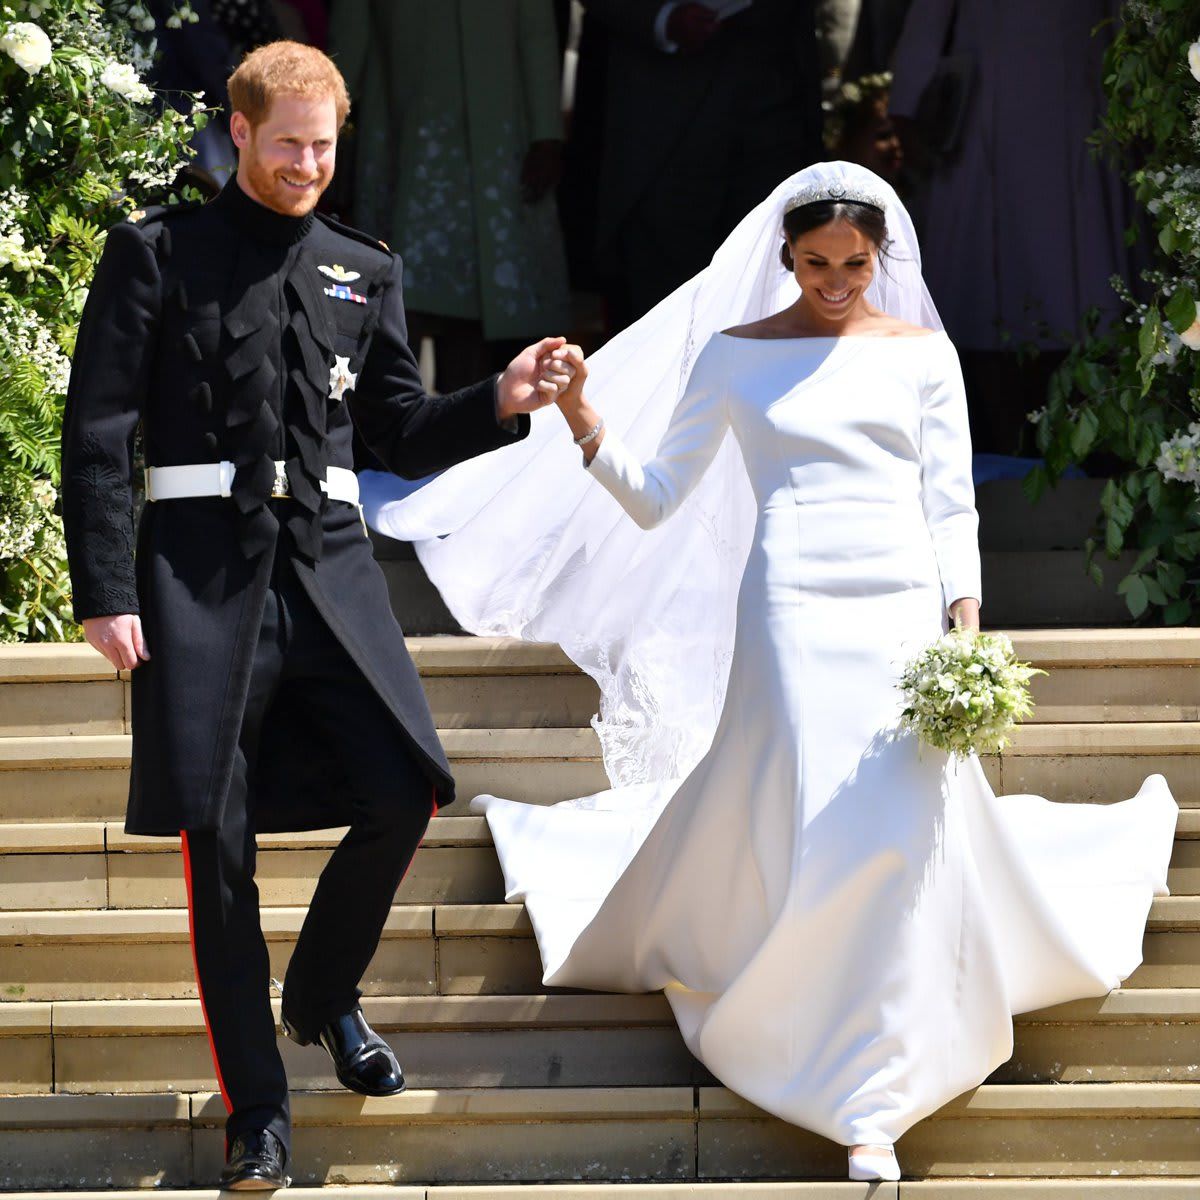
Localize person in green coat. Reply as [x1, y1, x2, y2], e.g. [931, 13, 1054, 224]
[331, 0, 571, 391]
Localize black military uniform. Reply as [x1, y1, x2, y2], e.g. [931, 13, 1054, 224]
[61, 180, 530, 1166]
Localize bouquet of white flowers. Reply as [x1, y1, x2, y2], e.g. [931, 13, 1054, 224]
[898, 628, 1044, 759]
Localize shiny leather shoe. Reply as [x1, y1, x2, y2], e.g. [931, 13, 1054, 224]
[220, 1129, 289, 1191]
[281, 1005, 406, 1097]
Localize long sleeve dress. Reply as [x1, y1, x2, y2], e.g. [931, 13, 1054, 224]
[473, 330, 1178, 1146]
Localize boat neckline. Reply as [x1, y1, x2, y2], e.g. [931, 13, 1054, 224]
[715, 330, 945, 343]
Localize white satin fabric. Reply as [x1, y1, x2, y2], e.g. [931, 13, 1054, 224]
[473, 331, 1179, 1147]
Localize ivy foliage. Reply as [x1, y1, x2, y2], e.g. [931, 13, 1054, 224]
[0, 0, 210, 641]
[1029, 2, 1200, 624]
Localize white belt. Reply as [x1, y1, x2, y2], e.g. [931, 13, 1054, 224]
[145, 461, 360, 505]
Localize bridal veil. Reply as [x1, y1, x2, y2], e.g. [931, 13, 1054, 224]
[362, 161, 942, 790]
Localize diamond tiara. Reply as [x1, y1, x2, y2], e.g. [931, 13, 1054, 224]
[783, 182, 888, 216]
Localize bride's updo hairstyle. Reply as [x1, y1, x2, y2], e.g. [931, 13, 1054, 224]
[780, 200, 890, 271]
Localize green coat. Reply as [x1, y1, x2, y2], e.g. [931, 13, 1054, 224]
[332, 0, 570, 341]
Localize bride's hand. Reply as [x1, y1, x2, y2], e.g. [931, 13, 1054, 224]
[543, 345, 587, 409]
[540, 345, 604, 459]
[950, 598, 980, 632]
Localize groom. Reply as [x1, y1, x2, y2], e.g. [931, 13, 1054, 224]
[61, 41, 570, 1189]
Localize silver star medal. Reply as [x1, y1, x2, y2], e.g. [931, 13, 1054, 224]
[329, 355, 357, 402]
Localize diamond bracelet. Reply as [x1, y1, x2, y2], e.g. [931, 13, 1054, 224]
[574, 418, 605, 447]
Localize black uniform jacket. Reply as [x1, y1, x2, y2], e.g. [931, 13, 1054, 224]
[61, 181, 529, 835]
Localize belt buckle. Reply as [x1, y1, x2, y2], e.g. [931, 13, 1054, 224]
[271, 462, 290, 500]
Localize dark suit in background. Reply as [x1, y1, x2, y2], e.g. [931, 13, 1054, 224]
[586, 0, 823, 328]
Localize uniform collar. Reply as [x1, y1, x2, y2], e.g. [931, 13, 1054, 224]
[215, 179, 316, 246]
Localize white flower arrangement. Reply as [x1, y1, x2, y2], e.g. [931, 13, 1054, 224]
[1156, 423, 1200, 490]
[1, 20, 52, 74]
[0, 0, 209, 641]
[0, 478, 56, 562]
[164, 4, 199, 30]
[0, 230, 45, 277]
[1180, 317, 1200, 350]
[898, 629, 1043, 759]
[1189, 41, 1200, 84]
[99, 59, 152, 103]
[0, 292, 72, 396]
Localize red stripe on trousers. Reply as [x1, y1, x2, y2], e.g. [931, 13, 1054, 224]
[180, 830, 234, 1117]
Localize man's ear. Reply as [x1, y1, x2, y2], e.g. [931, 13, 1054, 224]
[229, 111, 251, 150]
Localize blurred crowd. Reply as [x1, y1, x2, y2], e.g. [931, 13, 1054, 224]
[145, 0, 1138, 458]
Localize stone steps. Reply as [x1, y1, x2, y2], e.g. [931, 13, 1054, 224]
[0, 812, 1195, 911]
[0, 816, 503, 911]
[0, 730, 609, 819]
[2, 632, 1199, 735]
[1, 1083, 1198, 1188]
[3, 988, 1199, 1097]
[0, 634, 1195, 1190]
[3, 1188, 1199, 1200]
[0, 721, 1197, 821]
[0, 641, 598, 738]
[2, 898, 1196, 1003]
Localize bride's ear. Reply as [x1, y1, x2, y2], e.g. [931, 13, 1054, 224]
[780, 241, 795, 271]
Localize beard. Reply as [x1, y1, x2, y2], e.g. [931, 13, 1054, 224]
[241, 147, 329, 217]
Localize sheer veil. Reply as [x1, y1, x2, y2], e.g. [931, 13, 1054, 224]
[362, 161, 944, 790]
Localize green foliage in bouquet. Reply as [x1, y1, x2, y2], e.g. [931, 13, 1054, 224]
[1027, 2, 1200, 624]
[898, 629, 1044, 760]
[0, 0, 211, 642]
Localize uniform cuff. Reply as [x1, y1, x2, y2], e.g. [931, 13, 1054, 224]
[492, 374, 520, 434]
[655, 2, 682, 52]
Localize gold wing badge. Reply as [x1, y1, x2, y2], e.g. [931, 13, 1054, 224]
[318, 263, 362, 283]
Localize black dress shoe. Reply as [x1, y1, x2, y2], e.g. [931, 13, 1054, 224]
[220, 1129, 288, 1191]
[282, 1005, 406, 1097]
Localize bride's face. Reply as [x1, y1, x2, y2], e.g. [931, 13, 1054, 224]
[789, 220, 877, 322]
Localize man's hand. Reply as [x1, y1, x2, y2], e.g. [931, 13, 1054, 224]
[666, 3, 719, 53]
[520, 139, 565, 204]
[83, 614, 150, 671]
[497, 336, 579, 421]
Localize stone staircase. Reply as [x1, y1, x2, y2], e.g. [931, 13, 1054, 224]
[0, 633, 1197, 1197]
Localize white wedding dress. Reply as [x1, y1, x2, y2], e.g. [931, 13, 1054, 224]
[470, 329, 1179, 1147]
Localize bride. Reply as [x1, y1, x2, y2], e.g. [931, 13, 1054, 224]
[364, 162, 1178, 1182]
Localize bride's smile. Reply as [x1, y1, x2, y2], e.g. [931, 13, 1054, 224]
[787, 218, 879, 328]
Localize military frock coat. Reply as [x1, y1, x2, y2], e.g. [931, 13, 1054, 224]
[61, 181, 529, 836]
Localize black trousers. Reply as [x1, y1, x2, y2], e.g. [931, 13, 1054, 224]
[180, 552, 435, 1161]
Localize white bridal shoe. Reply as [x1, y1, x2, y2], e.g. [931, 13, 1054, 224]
[847, 1144, 902, 1182]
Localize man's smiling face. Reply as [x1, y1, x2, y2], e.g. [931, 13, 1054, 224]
[230, 92, 338, 217]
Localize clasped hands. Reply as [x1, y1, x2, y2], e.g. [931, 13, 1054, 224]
[496, 336, 586, 421]
[497, 335, 587, 417]
[506, 337, 598, 459]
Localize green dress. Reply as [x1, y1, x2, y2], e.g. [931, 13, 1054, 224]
[332, 0, 570, 341]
